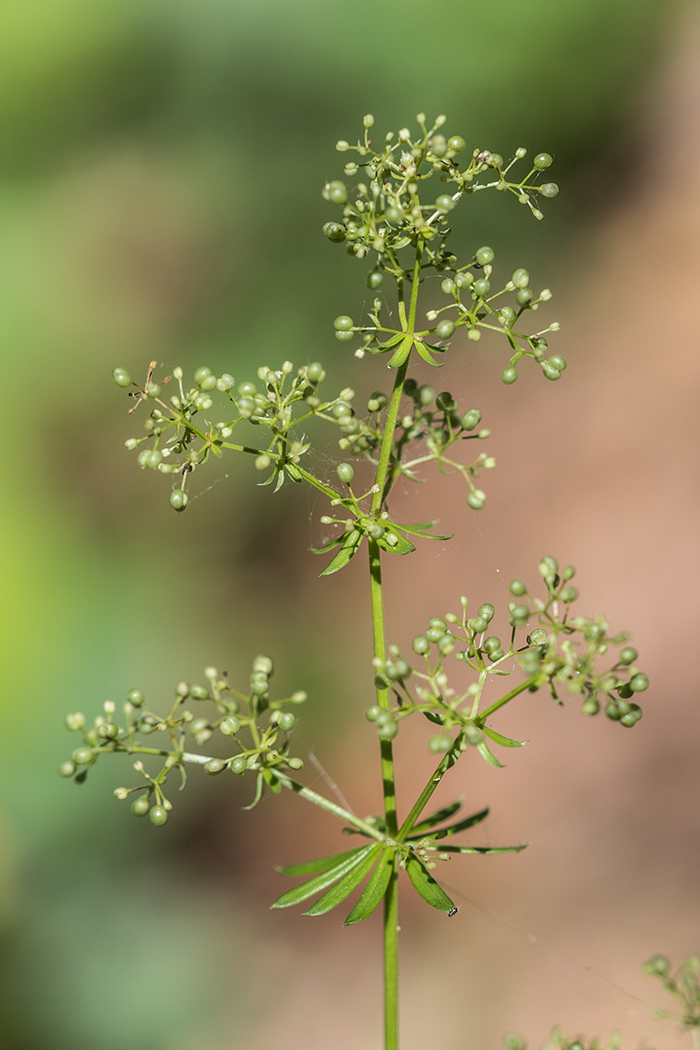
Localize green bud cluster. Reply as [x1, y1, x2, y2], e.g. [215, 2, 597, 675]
[59, 658, 308, 819]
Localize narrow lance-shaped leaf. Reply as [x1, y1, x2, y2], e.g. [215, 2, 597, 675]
[243, 771, 265, 810]
[321, 529, 363, 576]
[271, 845, 375, 910]
[393, 521, 453, 541]
[476, 740, 505, 768]
[426, 843, 528, 855]
[344, 849, 395, 926]
[405, 853, 455, 913]
[277, 846, 367, 878]
[309, 537, 343, 555]
[304, 844, 382, 916]
[409, 799, 463, 835]
[409, 806, 490, 842]
[481, 725, 527, 748]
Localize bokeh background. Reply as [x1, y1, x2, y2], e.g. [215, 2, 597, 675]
[1, 1, 698, 1047]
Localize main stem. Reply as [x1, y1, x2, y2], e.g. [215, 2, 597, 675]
[369, 240, 424, 1050]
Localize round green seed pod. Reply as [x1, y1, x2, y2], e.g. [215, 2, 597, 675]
[620, 712, 638, 728]
[58, 761, 76, 778]
[221, 716, 240, 735]
[605, 702, 621, 721]
[190, 684, 209, 700]
[473, 278, 490, 297]
[98, 723, 119, 739]
[112, 367, 132, 387]
[483, 636, 501, 654]
[72, 747, 94, 765]
[539, 182, 559, 198]
[377, 720, 398, 741]
[230, 755, 247, 775]
[645, 955, 670, 976]
[412, 635, 430, 655]
[131, 795, 150, 816]
[509, 579, 527, 596]
[468, 616, 488, 634]
[374, 709, 395, 727]
[149, 805, 168, 826]
[467, 490, 485, 509]
[205, 759, 225, 775]
[428, 734, 452, 754]
[436, 194, 455, 212]
[511, 268, 530, 289]
[509, 605, 529, 627]
[64, 712, 86, 731]
[548, 355, 567, 372]
[619, 647, 638, 666]
[501, 367, 518, 385]
[441, 278, 455, 295]
[169, 491, 188, 512]
[323, 221, 346, 242]
[365, 706, 382, 722]
[630, 673, 649, 692]
[337, 463, 355, 484]
[327, 180, 347, 204]
[335, 330, 354, 342]
[193, 366, 211, 386]
[419, 385, 436, 406]
[542, 363, 561, 381]
[278, 712, 296, 732]
[533, 152, 553, 169]
[516, 288, 533, 307]
[146, 382, 160, 399]
[475, 246, 494, 266]
[366, 271, 384, 289]
[436, 319, 456, 339]
[384, 205, 403, 224]
[333, 315, 354, 331]
[448, 135, 466, 154]
[306, 362, 325, 384]
[560, 586, 578, 603]
[581, 698, 600, 716]
[478, 603, 495, 622]
[460, 408, 482, 431]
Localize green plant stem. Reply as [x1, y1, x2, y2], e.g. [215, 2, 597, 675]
[477, 673, 542, 720]
[384, 854, 400, 1050]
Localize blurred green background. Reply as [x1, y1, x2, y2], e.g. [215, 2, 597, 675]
[0, 1, 691, 1047]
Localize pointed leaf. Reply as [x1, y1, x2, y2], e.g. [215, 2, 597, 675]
[344, 849, 395, 925]
[410, 806, 490, 842]
[427, 843, 528, 855]
[414, 340, 445, 367]
[394, 521, 453, 541]
[481, 725, 527, 748]
[405, 853, 455, 913]
[262, 767, 281, 794]
[387, 335, 414, 369]
[375, 530, 415, 556]
[273, 470, 285, 493]
[375, 333, 403, 352]
[285, 463, 302, 482]
[309, 536, 343, 555]
[321, 529, 362, 576]
[476, 740, 505, 768]
[243, 771, 265, 810]
[304, 844, 382, 916]
[271, 846, 373, 909]
[410, 799, 463, 835]
[277, 846, 365, 878]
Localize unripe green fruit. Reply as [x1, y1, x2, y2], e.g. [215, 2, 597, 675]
[619, 647, 638, 665]
[238, 380, 257, 396]
[478, 603, 495, 622]
[620, 712, 638, 727]
[436, 194, 455, 212]
[630, 673, 649, 692]
[149, 805, 168, 826]
[436, 391, 454, 411]
[605, 702, 621, 721]
[516, 288, 533, 307]
[467, 491, 485, 509]
[460, 408, 482, 431]
[170, 491, 188, 512]
[377, 720, 398, 741]
[98, 723, 119, 739]
[581, 698, 600, 716]
[436, 634, 454, 655]
[529, 629, 548, 644]
[374, 709, 395, 727]
[499, 306, 516, 326]
[475, 246, 494, 266]
[146, 382, 160, 398]
[366, 271, 384, 289]
[337, 463, 355, 484]
[64, 712, 86, 731]
[542, 363, 561, 381]
[560, 586, 578, 602]
[463, 723, 483, 745]
[533, 152, 553, 169]
[468, 616, 488, 634]
[190, 684, 209, 700]
[335, 330, 354, 342]
[327, 180, 347, 204]
[511, 268, 530, 289]
[278, 712, 296, 731]
[436, 319, 456, 339]
[548, 355, 567, 372]
[428, 734, 452, 754]
[72, 747, 94, 765]
[131, 796, 150, 816]
[473, 278, 490, 297]
[307, 362, 325, 383]
[509, 580, 526, 596]
[539, 182, 559, 197]
[145, 449, 162, 468]
[419, 385, 435, 406]
[384, 206, 403, 224]
[193, 366, 211, 386]
[509, 605, 529, 626]
[205, 759, 225, 775]
[230, 755, 247, 775]
[412, 635, 429, 655]
[448, 135, 466, 154]
[645, 955, 670, 976]
[501, 367, 518, 385]
[429, 617, 446, 631]
[221, 716, 240, 735]
[323, 221, 346, 242]
[441, 278, 455, 295]
[58, 761, 76, 778]
[333, 315, 354, 331]
[112, 367, 131, 387]
[366, 705, 382, 722]
[483, 636, 501, 654]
